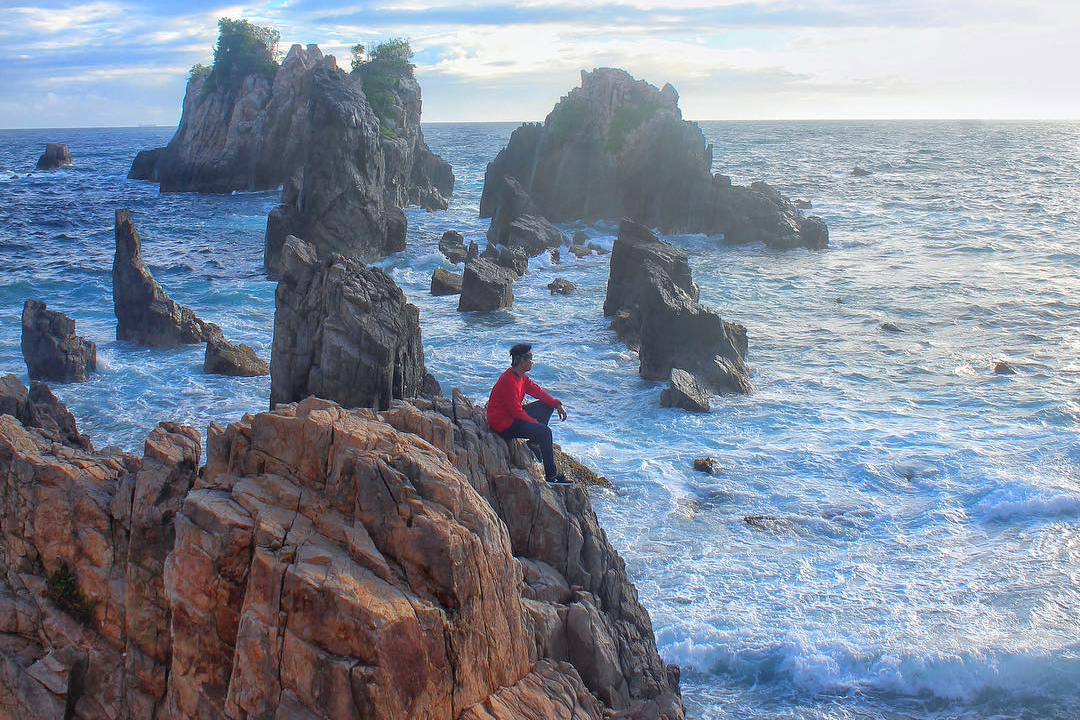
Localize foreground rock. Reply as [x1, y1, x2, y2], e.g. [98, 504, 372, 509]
[481, 68, 827, 249]
[21, 299, 96, 383]
[34, 143, 72, 170]
[113, 209, 223, 347]
[485, 176, 567, 257]
[458, 257, 515, 311]
[271, 236, 434, 410]
[659, 369, 711, 411]
[431, 267, 463, 295]
[203, 337, 269, 376]
[439, 230, 468, 263]
[0, 374, 91, 449]
[0, 391, 683, 719]
[605, 220, 750, 396]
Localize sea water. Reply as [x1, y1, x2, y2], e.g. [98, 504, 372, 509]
[1, 121, 1078, 720]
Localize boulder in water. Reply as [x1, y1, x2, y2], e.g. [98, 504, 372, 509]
[485, 176, 566, 257]
[113, 209, 223, 347]
[660, 368, 711, 412]
[203, 337, 269, 377]
[547, 278, 576, 295]
[438, 230, 468, 263]
[880, 322, 903, 333]
[693, 457, 718, 473]
[458, 257, 515, 311]
[852, 166, 871, 177]
[20, 299, 96, 383]
[35, 142, 72, 170]
[430, 267, 463, 295]
[993, 360, 1017, 375]
[483, 242, 529, 277]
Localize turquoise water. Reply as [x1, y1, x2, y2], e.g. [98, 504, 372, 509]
[2, 122, 1079, 719]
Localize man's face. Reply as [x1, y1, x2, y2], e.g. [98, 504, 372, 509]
[517, 353, 533, 372]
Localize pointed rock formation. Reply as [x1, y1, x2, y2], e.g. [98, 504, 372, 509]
[270, 236, 433, 410]
[20, 299, 96, 383]
[481, 68, 828, 250]
[0, 374, 91, 449]
[606, 220, 750, 396]
[112, 209, 223, 347]
[34, 143, 72, 170]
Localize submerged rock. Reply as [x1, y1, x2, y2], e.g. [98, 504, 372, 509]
[113, 209, 223, 347]
[880, 322, 903, 333]
[458, 257, 515, 311]
[993, 360, 1017, 375]
[21, 299, 97, 383]
[605, 220, 750, 395]
[548, 277, 577, 295]
[0, 390, 684, 720]
[35, 142, 72, 170]
[203, 337, 269, 377]
[693, 457, 718, 474]
[660, 368, 711, 412]
[0, 374, 91, 449]
[852, 166, 871, 177]
[430, 267, 463, 295]
[438, 230, 468, 263]
[481, 68, 827, 249]
[270, 236, 431, 410]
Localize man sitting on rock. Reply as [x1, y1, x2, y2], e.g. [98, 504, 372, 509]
[487, 343, 570, 484]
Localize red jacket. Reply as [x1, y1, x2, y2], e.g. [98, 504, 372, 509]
[486, 368, 559, 432]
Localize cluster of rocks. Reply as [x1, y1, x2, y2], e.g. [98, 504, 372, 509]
[34, 143, 73, 171]
[480, 68, 829, 250]
[0, 373, 91, 449]
[605, 220, 751, 410]
[0, 384, 684, 719]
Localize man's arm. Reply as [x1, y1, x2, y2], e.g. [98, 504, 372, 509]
[525, 376, 567, 420]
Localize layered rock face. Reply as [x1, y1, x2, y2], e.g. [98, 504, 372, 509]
[480, 68, 827, 250]
[458, 258, 514, 311]
[605, 220, 750, 395]
[35, 143, 72, 170]
[271, 236, 432, 410]
[0, 389, 683, 719]
[21, 300, 96, 383]
[113, 210, 222, 347]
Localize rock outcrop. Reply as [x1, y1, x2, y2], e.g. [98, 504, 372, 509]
[483, 243, 529, 277]
[20, 300, 96, 383]
[270, 236, 433, 410]
[439, 230, 468, 264]
[480, 68, 827, 250]
[34, 143, 72, 170]
[458, 258, 514, 312]
[548, 278, 576, 295]
[112, 209, 223, 347]
[0, 388, 684, 720]
[605, 220, 750, 395]
[203, 337, 269, 377]
[485, 176, 567, 257]
[431, 268, 463, 296]
[0, 374, 91, 449]
[659, 369, 710, 412]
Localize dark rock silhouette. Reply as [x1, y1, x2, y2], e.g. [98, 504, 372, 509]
[853, 166, 871, 177]
[203, 337, 269, 376]
[485, 176, 567, 257]
[880, 322, 903, 333]
[483, 242, 529, 277]
[270, 236, 432, 410]
[20, 299, 96, 383]
[35, 143, 72, 170]
[430, 267, 463, 295]
[660, 368, 711, 411]
[481, 68, 828, 250]
[548, 278, 576, 295]
[993, 360, 1017, 375]
[112, 210, 223, 347]
[438, 230, 468, 263]
[693, 457, 718, 473]
[458, 257, 515, 311]
[0, 374, 91, 449]
[605, 220, 750, 396]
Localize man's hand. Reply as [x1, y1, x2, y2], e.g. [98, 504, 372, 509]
[556, 401, 567, 421]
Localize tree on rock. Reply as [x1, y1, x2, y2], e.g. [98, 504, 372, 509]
[205, 18, 281, 91]
[352, 37, 415, 136]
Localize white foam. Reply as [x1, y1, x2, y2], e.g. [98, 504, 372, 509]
[975, 485, 1080, 522]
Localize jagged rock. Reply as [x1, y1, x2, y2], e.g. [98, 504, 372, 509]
[692, 457, 717, 474]
[993, 360, 1017, 375]
[466, 240, 480, 262]
[430, 267, 463, 296]
[548, 278, 576, 295]
[553, 444, 613, 488]
[573, 230, 589, 245]
[659, 369, 711, 412]
[203, 338, 269, 377]
[484, 243, 529, 277]
[113, 209, 223, 347]
[605, 220, 750, 393]
[485, 176, 567, 257]
[0, 374, 91, 449]
[588, 242, 609, 255]
[130, 44, 452, 207]
[458, 258, 515, 312]
[852, 166, 871, 177]
[438, 230, 468, 263]
[270, 236, 428, 410]
[795, 199, 812, 209]
[0, 387, 684, 720]
[880, 322, 903, 333]
[34, 143, 72, 170]
[570, 244, 592, 258]
[20, 300, 96, 383]
[481, 68, 826, 249]
[549, 247, 561, 264]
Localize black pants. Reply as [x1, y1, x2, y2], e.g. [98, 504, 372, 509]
[499, 401, 557, 479]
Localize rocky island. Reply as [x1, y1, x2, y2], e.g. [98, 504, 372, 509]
[480, 68, 828, 250]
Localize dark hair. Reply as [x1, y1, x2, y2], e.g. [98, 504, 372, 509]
[509, 343, 532, 365]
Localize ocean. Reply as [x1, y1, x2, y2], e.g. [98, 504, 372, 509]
[1, 120, 1078, 719]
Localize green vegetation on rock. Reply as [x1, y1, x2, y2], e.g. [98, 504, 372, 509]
[44, 562, 97, 625]
[548, 95, 587, 143]
[353, 38, 415, 137]
[606, 103, 659, 154]
[202, 18, 281, 93]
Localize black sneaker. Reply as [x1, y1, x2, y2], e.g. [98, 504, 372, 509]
[546, 474, 572, 485]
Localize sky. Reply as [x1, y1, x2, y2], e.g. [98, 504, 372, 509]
[1, 0, 1078, 128]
